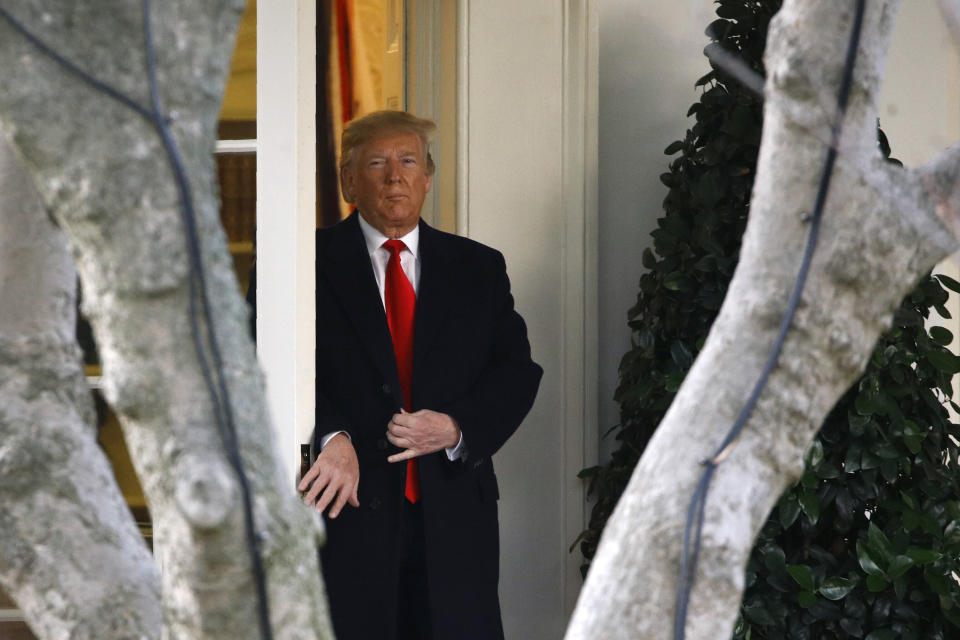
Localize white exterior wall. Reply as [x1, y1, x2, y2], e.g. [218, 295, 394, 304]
[596, 1, 715, 459]
[460, 1, 597, 636]
[878, 2, 960, 389]
[464, 7, 566, 637]
[880, 1, 960, 168]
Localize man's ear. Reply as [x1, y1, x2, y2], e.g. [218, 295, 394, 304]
[340, 166, 354, 204]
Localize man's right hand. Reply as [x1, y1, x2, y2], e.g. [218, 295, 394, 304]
[298, 434, 360, 518]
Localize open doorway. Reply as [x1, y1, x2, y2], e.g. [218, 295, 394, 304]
[319, 0, 457, 232]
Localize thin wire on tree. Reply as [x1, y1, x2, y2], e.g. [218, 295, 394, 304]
[673, 1, 868, 638]
[0, 4, 275, 638]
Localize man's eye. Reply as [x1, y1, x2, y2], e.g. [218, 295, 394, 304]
[369, 160, 385, 168]
[403, 158, 417, 165]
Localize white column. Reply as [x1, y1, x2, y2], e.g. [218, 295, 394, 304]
[257, 1, 317, 481]
[460, 0, 598, 635]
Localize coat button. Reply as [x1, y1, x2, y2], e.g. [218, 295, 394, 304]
[376, 438, 388, 451]
[369, 497, 382, 510]
[381, 383, 391, 394]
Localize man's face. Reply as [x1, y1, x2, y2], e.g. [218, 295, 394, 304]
[342, 130, 433, 238]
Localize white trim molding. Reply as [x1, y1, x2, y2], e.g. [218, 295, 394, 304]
[214, 138, 257, 154]
[256, 0, 317, 481]
[456, 0, 470, 237]
[560, 0, 599, 620]
[0, 608, 24, 622]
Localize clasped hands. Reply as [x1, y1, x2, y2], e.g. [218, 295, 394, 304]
[298, 409, 460, 518]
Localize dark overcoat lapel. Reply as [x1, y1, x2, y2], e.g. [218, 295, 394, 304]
[322, 214, 404, 408]
[322, 214, 455, 411]
[412, 221, 455, 394]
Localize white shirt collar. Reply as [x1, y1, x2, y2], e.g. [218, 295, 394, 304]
[357, 213, 420, 258]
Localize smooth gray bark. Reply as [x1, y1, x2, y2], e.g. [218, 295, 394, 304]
[0, 2, 333, 638]
[0, 135, 162, 640]
[567, 1, 960, 638]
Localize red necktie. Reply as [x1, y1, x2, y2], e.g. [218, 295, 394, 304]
[383, 239, 420, 503]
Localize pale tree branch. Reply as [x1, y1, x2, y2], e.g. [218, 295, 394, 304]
[0, 134, 162, 640]
[0, 2, 334, 638]
[565, 2, 959, 639]
[914, 143, 960, 244]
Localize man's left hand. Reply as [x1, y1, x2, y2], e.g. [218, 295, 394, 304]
[386, 409, 460, 462]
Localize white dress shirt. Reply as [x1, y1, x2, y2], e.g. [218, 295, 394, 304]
[319, 215, 465, 460]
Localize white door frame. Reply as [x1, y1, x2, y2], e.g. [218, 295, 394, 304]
[255, 0, 599, 632]
[256, 0, 317, 480]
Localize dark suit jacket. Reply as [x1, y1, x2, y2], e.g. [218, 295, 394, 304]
[315, 212, 542, 640]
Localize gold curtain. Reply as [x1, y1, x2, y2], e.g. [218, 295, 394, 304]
[327, 0, 399, 221]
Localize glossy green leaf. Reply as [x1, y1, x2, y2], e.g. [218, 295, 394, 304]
[855, 391, 877, 415]
[860, 450, 880, 470]
[664, 373, 684, 393]
[670, 340, 694, 368]
[925, 348, 960, 374]
[807, 439, 824, 468]
[844, 445, 862, 472]
[893, 575, 907, 601]
[930, 325, 954, 345]
[742, 601, 775, 626]
[905, 547, 940, 564]
[867, 523, 894, 564]
[815, 462, 841, 479]
[936, 273, 960, 294]
[904, 434, 923, 454]
[664, 140, 684, 155]
[857, 541, 885, 577]
[778, 497, 801, 529]
[886, 555, 915, 580]
[866, 574, 888, 592]
[642, 247, 657, 269]
[663, 271, 693, 292]
[818, 577, 857, 601]
[761, 545, 786, 572]
[926, 567, 952, 596]
[942, 596, 960, 628]
[798, 492, 820, 525]
[786, 564, 815, 591]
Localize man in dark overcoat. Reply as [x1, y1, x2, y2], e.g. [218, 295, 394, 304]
[298, 110, 542, 640]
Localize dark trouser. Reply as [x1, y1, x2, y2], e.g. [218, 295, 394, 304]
[397, 499, 432, 640]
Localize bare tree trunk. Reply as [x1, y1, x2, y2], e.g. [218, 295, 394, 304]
[567, 1, 960, 638]
[0, 135, 162, 640]
[0, 3, 333, 638]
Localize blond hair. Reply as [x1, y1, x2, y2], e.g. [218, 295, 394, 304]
[339, 110, 437, 176]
